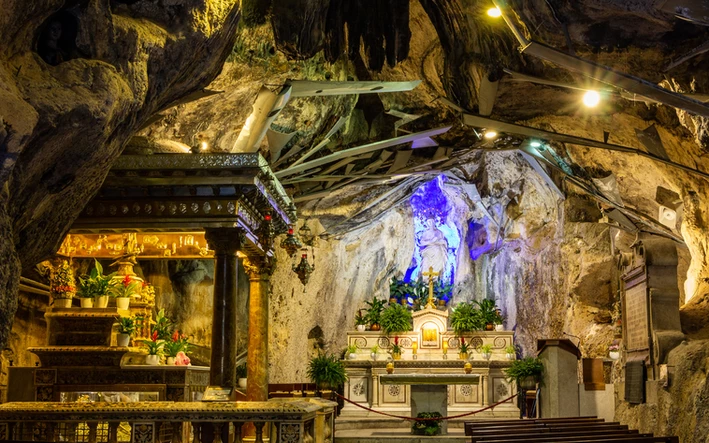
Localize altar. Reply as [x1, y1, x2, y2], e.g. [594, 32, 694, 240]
[341, 305, 520, 421]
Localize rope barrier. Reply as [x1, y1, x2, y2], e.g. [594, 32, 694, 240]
[335, 391, 519, 421]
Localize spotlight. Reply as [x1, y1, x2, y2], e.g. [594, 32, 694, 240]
[487, 7, 502, 17]
[483, 130, 498, 139]
[583, 90, 601, 108]
[530, 141, 542, 148]
[200, 141, 209, 150]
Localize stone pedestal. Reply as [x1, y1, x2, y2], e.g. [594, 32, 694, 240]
[205, 228, 242, 388]
[538, 338, 581, 418]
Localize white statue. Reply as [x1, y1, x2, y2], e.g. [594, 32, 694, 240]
[419, 218, 448, 277]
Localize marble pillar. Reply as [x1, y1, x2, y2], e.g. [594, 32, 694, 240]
[243, 257, 273, 402]
[204, 228, 242, 388]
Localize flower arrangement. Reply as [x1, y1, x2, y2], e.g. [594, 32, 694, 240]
[109, 275, 142, 299]
[140, 330, 164, 355]
[411, 412, 442, 436]
[458, 337, 470, 354]
[164, 330, 190, 358]
[77, 260, 115, 299]
[152, 309, 174, 340]
[48, 260, 76, 300]
[391, 336, 402, 355]
[609, 344, 620, 352]
[174, 351, 191, 365]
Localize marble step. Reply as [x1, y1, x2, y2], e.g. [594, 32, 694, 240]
[335, 427, 466, 443]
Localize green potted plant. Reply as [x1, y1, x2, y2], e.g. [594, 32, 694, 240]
[115, 316, 136, 347]
[77, 259, 115, 308]
[47, 260, 76, 308]
[163, 330, 190, 365]
[370, 344, 380, 361]
[458, 337, 470, 360]
[505, 345, 517, 360]
[237, 363, 247, 389]
[307, 353, 348, 394]
[140, 330, 164, 365]
[475, 299, 503, 331]
[346, 344, 358, 360]
[411, 412, 442, 436]
[354, 310, 367, 332]
[380, 303, 413, 335]
[505, 357, 544, 390]
[433, 280, 453, 307]
[364, 297, 386, 331]
[449, 302, 483, 334]
[109, 274, 142, 310]
[479, 344, 493, 360]
[390, 336, 403, 360]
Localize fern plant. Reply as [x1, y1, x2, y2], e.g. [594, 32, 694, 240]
[380, 303, 412, 334]
[307, 353, 347, 390]
[449, 302, 484, 334]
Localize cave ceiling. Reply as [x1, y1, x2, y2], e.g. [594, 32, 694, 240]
[131, 0, 709, 243]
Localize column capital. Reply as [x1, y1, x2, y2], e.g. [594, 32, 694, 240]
[243, 255, 276, 279]
[204, 228, 244, 255]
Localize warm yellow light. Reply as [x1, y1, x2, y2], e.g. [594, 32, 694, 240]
[200, 141, 209, 150]
[487, 7, 502, 18]
[484, 130, 498, 139]
[583, 90, 601, 107]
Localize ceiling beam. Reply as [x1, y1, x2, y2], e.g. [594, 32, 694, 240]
[518, 149, 565, 200]
[288, 80, 421, 97]
[275, 126, 452, 178]
[289, 116, 348, 168]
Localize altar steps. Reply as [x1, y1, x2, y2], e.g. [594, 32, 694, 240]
[335, 427, 466, 443]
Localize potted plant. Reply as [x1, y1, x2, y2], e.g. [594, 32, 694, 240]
[609, 344, 620, 360]
[77, 259, 115, 308]
[307, 353, 347, 395]
[450, 302, 483, 335]
[152, 309, 174, 340]
[354, 310, 367, 332]
[364, 297, 386, 331]
[433, 280, 453, 307]
[346, 344, 358, 360]
[380, 303, 413, 335]
[47, 260, 76, 308]
[475, 299, 503, 331]
[505, 357, 544, 390]
[458, 337, 470, 360]
[237, 363, 247, 389]
[115, 316, 136, 347]
[140, 330, 163, 365]
[411, 412, 442, 436]
[389, 336, 404, 360]
[164, 330, 189, 365]
[505, 345, 517, 360]
[370, 344, 380, 361]
[109, 275, 142, 310]
[479, 344, 493, 360]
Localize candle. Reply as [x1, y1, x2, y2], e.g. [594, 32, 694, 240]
[442, 342, 448, 354]
[412, 341, 418, 354]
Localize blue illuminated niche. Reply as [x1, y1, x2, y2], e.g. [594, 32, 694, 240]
[405, 175, 461, 289]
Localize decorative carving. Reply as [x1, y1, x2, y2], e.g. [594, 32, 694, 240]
[494, 337, 507, 349]
[378, 337, 391, 348]
[387, 385, 401, 397]
[353, 338, 367, 349]
[460, 385, 473, 396]
[112, 153, 264, 171]
[279, 423, 301, 443]
[496, 382, 508, 398]
[204, 228, 243, 255]
[352, 381, 365, 396]
[36, 386, 54, 401]
[470, 337, 483, 349]
[399, 337, 412, 348]
[133, 422, 155, 443]
[243, 256, 276, 279]
[34, 369, 56, 385]
[0, 423, 7, 440]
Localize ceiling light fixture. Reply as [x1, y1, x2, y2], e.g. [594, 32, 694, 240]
[487, 7, 502, 17]
[483, 131, 498, 139]
[530, 141, 542, 148]
[200, 141, 209, 150]
[583, 90, 601, 108]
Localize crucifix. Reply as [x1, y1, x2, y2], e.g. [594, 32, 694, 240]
[422, 266, 440, 309]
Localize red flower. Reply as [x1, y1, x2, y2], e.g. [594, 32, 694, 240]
[394, 336, 399, 345]
[460, 337, 465, 345]
[122, 275, 132, 287]
[172, 330, 180, 342]
[151, 330, 158, 342]
[142, 281, 148, 288]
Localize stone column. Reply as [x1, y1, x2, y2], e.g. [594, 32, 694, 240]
[204, 228, 242, 388]
[243, 257, 274, 402]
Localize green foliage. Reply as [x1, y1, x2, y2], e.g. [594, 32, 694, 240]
[505, 345, 517, 354]
[475, 299, 503, 325]
[140, 334, 164, 356]
[115, 316, 136, 335]
[380, 303, 413, 334]
[450, 302, 484, 334]
[77, 260, 115, 299]
[479, 344, 493, 354]
[152, 309, 174, 341]
[236, 363, 247, 379]
[364, 297, 386, 326]
[354, 310, 367, 326]
[371, 344, 380, 354]
[505, 357, 544, 382]
[411, 412, 442, 436]
[346, 344, 358, 354]
[163, 331, 190, 357]
[307, 353, 347, 389]
[108, 275, 142, 299]
[458, 337, 470, 354]
[433, 280, 453, 303]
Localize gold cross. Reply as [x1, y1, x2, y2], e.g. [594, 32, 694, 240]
[422, 266, 439, 309]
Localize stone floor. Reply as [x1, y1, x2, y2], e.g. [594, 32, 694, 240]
[335, 418, 467, 443]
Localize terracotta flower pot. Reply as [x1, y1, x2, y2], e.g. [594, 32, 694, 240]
[370, 323, 381, 331]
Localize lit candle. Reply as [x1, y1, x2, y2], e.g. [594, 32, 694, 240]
[412, 341, 418, 354]
[442, 342, 448, 354]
